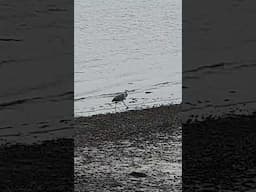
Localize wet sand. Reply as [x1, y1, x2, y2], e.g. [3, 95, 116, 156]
[75, 105, 181, 192]
[1, 105, 256, 191]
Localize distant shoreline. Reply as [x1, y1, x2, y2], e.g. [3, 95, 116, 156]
[76, 103, 181, 118]
[75, 100, 182, 118]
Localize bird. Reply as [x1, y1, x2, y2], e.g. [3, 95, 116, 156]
[112, 90, 129, 112]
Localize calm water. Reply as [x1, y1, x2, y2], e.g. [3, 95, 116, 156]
[1, 1, 256, 144]
[75, 0, 182, 116]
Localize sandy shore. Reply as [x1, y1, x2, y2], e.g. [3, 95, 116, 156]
[75, 105, 181, 192]
[1, 105, 255, 191]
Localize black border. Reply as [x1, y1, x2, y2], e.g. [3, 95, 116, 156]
[183, 0, 256, 191]
[0, 0, 74, 191]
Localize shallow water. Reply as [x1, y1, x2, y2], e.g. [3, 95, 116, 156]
[75, 0, 182, 117]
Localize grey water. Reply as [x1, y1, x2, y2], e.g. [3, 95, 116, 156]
[75, 0, 182, 116]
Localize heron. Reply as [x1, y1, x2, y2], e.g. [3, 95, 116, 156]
[112, 90, 129, 112]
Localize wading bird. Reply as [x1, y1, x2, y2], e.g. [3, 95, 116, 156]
[112, 90, 129, 112]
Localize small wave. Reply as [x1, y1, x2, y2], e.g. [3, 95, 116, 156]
[0, 133, 21, 138]
[0, 126, 13, 130]
[0, 38, 23, 42]
[29, 127, 72, 134]
[0, 97, 41, 108]
[184, 62, 227, 73]
[47, 8, 67, 12]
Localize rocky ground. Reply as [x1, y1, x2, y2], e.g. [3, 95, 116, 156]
[3, 104, 255, 191]
[75, 105, 181, 192]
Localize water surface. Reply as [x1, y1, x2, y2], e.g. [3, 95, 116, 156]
[75, 0, 182, 116]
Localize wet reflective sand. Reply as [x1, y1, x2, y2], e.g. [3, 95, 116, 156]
[75, 105, 181, 192]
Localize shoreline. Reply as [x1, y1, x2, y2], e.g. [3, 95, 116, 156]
[1, 104, 256, 191]
[75, 104, 182, 192]
[75, 101, 181, 118]
[75, 104, 181, 146]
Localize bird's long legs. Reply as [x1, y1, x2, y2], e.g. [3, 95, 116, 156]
[122, 101, 129, 109]
[114, 101, 128, 112]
